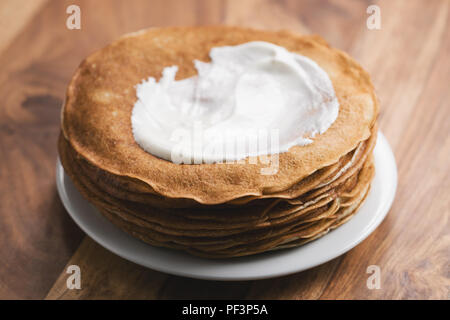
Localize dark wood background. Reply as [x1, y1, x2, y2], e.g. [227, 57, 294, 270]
[0, 0, 448, 299]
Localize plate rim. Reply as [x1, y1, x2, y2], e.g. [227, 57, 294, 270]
[56, 131, 397, 281]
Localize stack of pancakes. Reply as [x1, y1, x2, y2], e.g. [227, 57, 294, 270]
[59, 27, 378, 258]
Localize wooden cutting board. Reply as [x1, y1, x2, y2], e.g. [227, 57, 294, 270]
[0, 0, 448, 299]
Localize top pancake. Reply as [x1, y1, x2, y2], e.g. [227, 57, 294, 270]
[62, 26, 378, 204]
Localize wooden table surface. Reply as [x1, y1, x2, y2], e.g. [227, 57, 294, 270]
[0, 0, 448, 300]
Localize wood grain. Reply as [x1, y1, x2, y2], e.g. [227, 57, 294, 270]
[0, 0, 48, 54]
[0, 0, 448, 300]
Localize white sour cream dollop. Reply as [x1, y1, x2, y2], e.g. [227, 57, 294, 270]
[131, 41, 339, 164]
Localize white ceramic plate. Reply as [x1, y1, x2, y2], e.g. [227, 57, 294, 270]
[56, 132, 397, 281]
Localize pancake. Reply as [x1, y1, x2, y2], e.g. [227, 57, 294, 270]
[59, 131, 374, 231]
[99, 184, 371, 258]
[61, 26, 378, 205]
[59, 131, 373, 245]
[58, 26, 378, 258]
